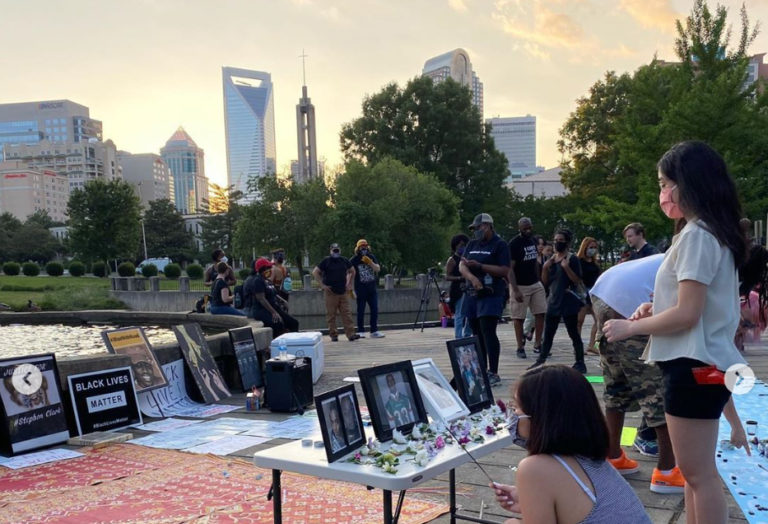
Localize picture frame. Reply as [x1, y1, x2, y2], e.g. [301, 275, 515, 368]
[0, 353, 70, 456]
[411, 358, 469, 424]
[446, 337, 494, 413]
[67, 366, 142, 435]
[314, 384, 366, 463]
[102, 327, 168, 393]
[228, 327, 264, 390]
[357, 361, 428, 442]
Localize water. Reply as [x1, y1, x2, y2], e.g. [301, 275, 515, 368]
[0, 324, 178, 359]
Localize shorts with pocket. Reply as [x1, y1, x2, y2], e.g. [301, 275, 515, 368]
[657, 358, 731, 419]
[509, 282, 547, 319]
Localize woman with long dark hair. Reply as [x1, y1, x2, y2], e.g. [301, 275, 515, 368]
[445, 234, 472, 339]
[491, 365, 650, 523]
[604, 141, 751, 524]
[576, 237, 601, 354]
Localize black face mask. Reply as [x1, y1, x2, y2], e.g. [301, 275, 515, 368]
[554, 241, 568, 253]
[520, 230, 532, 237]
[276, 255, 285, 263]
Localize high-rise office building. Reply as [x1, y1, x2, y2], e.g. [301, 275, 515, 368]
[160, 127, 209, 214]
[3, 139, 120, 191]
[0, 100, 102, 149]
[0, 160, 70, 222]
[422, 49, 484, 118]
[117, 151, 174, 208]
[295, 84, 318, 184]
[486, 116, 540, 181]
[222, 67, 277, 202]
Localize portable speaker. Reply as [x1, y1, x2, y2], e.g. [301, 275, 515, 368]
[265, 357, 313, 413]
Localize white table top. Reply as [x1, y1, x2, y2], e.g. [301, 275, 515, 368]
[253, 430, 514, 491]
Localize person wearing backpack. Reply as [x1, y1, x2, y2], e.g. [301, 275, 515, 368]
[209, 262, 245, 316]
[244, 258, 299, 337]
[269, 248, 291, 301]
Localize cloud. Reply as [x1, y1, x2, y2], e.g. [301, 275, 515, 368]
[491, 0, 589, 51]
[619, 0, 680, 33]
[448, 0, 468, 12]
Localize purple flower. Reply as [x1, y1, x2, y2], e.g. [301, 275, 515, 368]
[485, 425, 495, 435]
[496, 399, 507, 413]
[355, 452, 362, 461]
[458, 436, 470, 445]
[435, 436, 445, 449]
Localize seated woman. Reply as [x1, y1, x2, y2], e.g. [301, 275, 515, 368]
[244, 258, 299, 337]
[209, 262, 246, 316]
[492, 365, 650, 524]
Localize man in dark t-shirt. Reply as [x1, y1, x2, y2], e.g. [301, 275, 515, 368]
[623, 222, 659, 261]
[313, 243, 358, 342]
[508, 217, 547, 359]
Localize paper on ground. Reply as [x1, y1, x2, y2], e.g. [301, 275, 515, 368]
[183, 435, 270, 455]
[132, 417, 203, 432]
[0, 448, 84, 470]
[620, 426, 638, 447]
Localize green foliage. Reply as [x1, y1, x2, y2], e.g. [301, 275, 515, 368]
[186, 264, 204, 280]
[67, 179, 141, 264]
[141, 199, 195, 262]
[68, 261, 85, 277]
[117, 262, 136, 277]
[38, 287, 125, 311]
[557, 0, 767, 249]
[0, 211, 62, 264]
[92, 261, 108, 278]
[140, 263, 158, 277]
[238, 268, 250, 280]
[340, 76, 509, 226]
[45, 262, 64, 277]
[163, 263, 181, 279]
[22, 262, 40, 277]
[2, 262, 20, 276]
[200, 186, 243, 259]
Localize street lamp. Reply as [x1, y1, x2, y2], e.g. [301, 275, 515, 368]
[140, 218, 148, 260]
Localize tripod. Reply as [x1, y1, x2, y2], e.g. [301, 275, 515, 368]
[412, 269, 447, 332]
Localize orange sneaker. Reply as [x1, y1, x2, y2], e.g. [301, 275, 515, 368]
[608, 450, 639, 475]
[650, 466, 685, 494]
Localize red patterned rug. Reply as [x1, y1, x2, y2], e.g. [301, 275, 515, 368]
[0, 444, 448, 524]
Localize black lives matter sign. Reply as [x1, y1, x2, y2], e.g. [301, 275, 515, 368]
[68, 367, 142, 435]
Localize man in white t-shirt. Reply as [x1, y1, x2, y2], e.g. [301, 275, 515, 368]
[590, 255, 683, 494]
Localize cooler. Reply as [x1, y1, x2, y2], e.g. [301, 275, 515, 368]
[270, 331, 324, 383]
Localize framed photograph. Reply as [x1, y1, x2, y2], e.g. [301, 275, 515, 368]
[446, 337, 493, 413]
[102, 327, 167, 393]
[357, 361, 427, 442]
[67, 366, 142, 435]
[228, 327, 264, 390]
[314, 384, 365, 463]
[412, 358, 469, 424]
[173, 323, 231, 404]
[0, 353, 69, 456]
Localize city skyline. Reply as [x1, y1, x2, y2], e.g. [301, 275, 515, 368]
[2, 0, 766, 188]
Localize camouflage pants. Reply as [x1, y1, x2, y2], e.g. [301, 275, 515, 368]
[593, 296, 666, 427]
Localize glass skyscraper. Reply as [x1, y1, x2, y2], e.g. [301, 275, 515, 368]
[222, 67, 276, 203]
[160, 127, 208, 214]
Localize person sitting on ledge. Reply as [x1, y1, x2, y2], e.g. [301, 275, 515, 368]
[209, 261, 245, 316]
[492, 365, 651, 524]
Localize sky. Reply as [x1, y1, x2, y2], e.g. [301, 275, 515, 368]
[2, 0, 767, 187]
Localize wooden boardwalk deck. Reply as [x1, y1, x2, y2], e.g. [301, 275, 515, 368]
[132, 317, 766, 523]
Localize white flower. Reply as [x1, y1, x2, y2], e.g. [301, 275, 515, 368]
[392, 429, 407, 444]
[415, 449, 429, 467]
[412, 425, 423, 440]
[360, 446, 370, 456]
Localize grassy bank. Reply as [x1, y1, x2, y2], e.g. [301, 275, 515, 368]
[0, 275, 121, 311]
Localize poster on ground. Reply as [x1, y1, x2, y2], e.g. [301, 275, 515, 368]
[102, 327, 167, 393]
[0, 354, 70, 456]
[228, 327, 263, 390]
[173, 324, 231, 404]
[68, 367, 142, 435]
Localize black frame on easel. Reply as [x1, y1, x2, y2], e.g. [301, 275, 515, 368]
[228, 327, 264, 390]
[446, 337, 494, 413]
[315, 384, 366, 463]
[357, 360, 428, 442]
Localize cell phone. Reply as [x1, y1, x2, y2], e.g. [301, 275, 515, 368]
[691, 365, 725, 385]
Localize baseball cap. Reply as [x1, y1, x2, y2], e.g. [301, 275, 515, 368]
[254, 258, 273, 272]
[469, 213, 494, 229]
[355, 239, 369, 250]
[330, 243, 340, 250]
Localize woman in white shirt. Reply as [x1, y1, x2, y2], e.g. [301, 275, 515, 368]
[603, 141, 750, 524]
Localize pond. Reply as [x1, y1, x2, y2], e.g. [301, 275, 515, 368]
[0, 324, 179, 359]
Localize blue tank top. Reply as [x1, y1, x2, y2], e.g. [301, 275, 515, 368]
[552, 455, 651, 524]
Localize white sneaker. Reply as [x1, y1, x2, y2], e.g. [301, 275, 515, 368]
[370, 331, 385, 338]
[356, 332, 367, 338]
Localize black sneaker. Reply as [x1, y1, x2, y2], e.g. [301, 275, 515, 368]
[516, 347, 527, 359]
[330, 335, 339, 342]
[532, 345, 541, 354]
[527, 359, 545, 370]
[572, 361, 587, 374]
[488, 372, 502, 386]
[348, 334, 361, 341]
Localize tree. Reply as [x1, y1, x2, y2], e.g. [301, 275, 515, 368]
[67, 179, 142, 264]
[557, 0, 768, 248]
[199, 187, 243, 260]
[340, 76, 509, 226]
[206, 183, 231, 213]
[25, 209, 55, 229]
[0, 213, 22, 262]
[141, 199, 195, 262]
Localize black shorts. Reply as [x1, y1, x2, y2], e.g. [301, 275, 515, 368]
[657, 358, 731, 419]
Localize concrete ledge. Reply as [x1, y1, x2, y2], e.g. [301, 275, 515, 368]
[0, 310, 255, 330]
